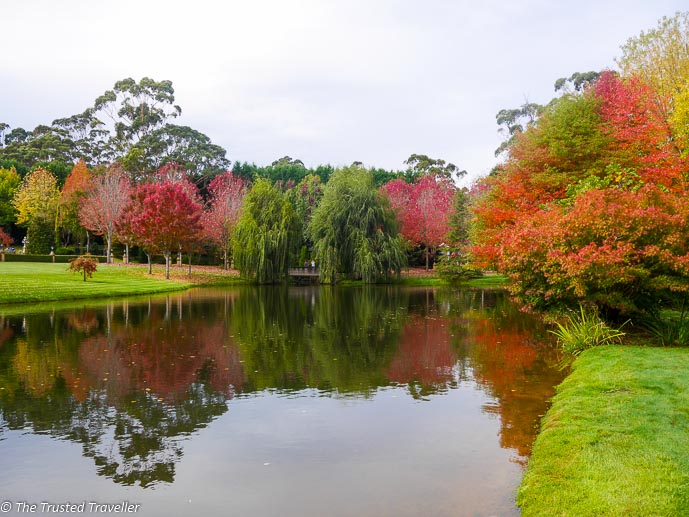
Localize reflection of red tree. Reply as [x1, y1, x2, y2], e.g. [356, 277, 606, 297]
[67, 311, 99, 334]
[60, 310, 244, 405]
[465, 316, 565, 460]
[387, 314, 457, 388]
[0, 324, 13, 349]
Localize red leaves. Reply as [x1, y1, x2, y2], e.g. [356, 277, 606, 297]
[499, 185, 689, 312]
[0, 227, 12, 247]
[129, 179, 203, 256]
[204, 172, 247, 246]
[594, 71, 688, 190]
[382, 174, 454, 249]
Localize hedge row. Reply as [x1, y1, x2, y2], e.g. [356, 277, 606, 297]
[1, 254, 108, 264]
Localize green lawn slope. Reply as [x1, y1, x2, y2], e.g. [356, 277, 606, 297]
[0, 263, 242, 305]
[518, 346, 689, 516]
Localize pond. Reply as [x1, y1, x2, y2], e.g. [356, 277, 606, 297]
[0, 286, 565, 516]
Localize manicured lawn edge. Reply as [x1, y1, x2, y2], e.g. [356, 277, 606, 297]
[517, 346, 689, 516]
[0, 263, 246, 306]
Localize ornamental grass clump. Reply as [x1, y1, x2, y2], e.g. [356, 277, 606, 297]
[550, 305, 626, 355]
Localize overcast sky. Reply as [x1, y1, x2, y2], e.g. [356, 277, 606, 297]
[2, 0, 686, 185]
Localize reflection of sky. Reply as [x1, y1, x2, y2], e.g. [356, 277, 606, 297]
[2, 386, 520, 517]
[0, 287, 564, 516]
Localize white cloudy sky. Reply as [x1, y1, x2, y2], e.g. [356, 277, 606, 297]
[2, 0, 686, 185]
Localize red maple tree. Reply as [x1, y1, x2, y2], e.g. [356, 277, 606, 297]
[382, 174, 455, 269]
[130, 180, 203, 279]
[204, 172, 247, 269]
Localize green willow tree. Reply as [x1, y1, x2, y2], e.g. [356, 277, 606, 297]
[232, 179, 300, 283]
[308, 165, 406, 283]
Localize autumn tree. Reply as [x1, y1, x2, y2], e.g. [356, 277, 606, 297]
[204, 172, 247, 269]
[232, 179, 299, 283]
[12, 168, 60, 253]
[0, 227, 12, 248]
[79, 165, 131, 263]
[382, 174, 455, 269]
[130, 180, 203, 279]
[59, 159, 91, 248]
[308, 166, 406, 283]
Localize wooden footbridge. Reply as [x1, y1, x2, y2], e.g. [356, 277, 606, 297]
[288, 267, 320, 278]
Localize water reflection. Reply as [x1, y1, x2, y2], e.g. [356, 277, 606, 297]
[0, 287, 564, 492]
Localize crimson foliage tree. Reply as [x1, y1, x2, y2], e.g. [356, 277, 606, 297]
[130, 180, 203, 279]
[382, 174, 455, 269]
[204, 172, 247, 269]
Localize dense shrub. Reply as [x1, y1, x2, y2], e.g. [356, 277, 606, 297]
[3, 254, 107, 263]
[499, 185, 689, 317]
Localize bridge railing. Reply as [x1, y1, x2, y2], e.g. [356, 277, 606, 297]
[288, 267, 320, 276]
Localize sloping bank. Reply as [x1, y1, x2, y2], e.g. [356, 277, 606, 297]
[517, 346, 689, 516]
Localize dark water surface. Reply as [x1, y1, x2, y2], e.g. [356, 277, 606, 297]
[0, 287, 565, 516]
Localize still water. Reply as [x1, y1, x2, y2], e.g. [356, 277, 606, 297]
[0, 287, 565, 516]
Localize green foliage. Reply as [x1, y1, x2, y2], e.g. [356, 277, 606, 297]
[558, 163, 644, 206]
[404, 153, 466, 181]
[554, 71, 601, 92]
[641, 304, 689, 347]
[550, 306, 626, 356]
[308, 166, 406, 283]
[232, 159, 334, 186]
[122, 124, 230, 186]
[26, 218, 55, 254]
[0, 166, 21, 227]
[2, 254, 107, 264]
[232, 179, 300, 283]
[445, 188, 469, 244]
[494, 102, 544, 156]
[434, 251, 484, 282]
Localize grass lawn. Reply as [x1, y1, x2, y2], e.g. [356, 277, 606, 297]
[0, 262, 245, 305]
[518, 345, 689, 516]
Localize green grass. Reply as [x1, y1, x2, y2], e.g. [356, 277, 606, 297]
[0, 262, 244, 305]
[518, 346, 689, 516]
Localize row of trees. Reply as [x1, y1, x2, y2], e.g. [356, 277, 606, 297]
[2, 154, 466, 282]
[471, 12, 689, 319]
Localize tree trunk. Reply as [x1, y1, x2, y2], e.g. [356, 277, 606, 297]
[106, 235, 112, 264]
[224, 248, 228, 270]
[165, 252, 171, 279]
[86, 232, 90, 255]
[147, 253, 152, 275]
[425, 247, 429, 271]
[188, 253, 192, 276]
[125, 244, 129, 265]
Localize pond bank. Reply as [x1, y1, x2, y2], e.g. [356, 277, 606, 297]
[0, 263, 507, 305]
[517, 345, 689, 516]
[0, 263, 245, 305]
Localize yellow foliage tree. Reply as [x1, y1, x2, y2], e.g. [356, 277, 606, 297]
[617, 12, 689, 153]
[12, 168, 60, 226]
